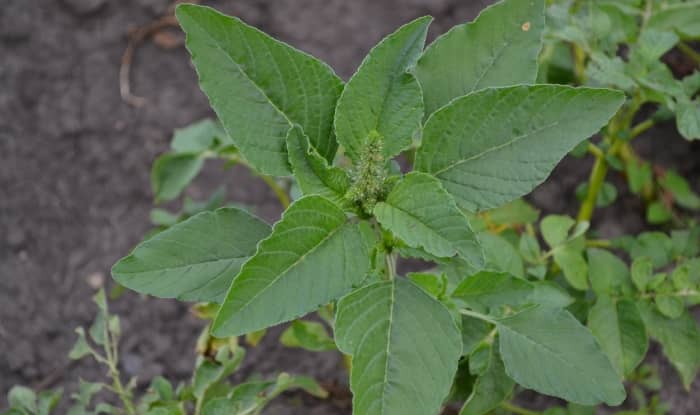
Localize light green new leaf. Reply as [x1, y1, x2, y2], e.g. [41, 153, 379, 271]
[637, 300, 700, 389]
[335, 278, 461, 415]
[334, 16, 431, 161]
[452, 271, 572, 313]
[374, 172, 484, 267]
[416, 85, 624, 211]
[460, 343, 514, 415]
[177, 5, 343, 175]
[151, 153, 204, 203]
[112, 208, 271, 303]
[212, 196, 370, 337]
[541, 215, 576, 247]
[588, 296, 648, 377]
[171, 118, 231, 153]
[286, 125, 351, 207]
[497, 306, 626, 405]
[415, 0, 545, 116]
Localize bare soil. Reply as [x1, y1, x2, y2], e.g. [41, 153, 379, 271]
[1, 0, 699, 414]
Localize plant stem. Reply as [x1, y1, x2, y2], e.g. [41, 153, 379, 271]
[500, 401, 541, 415]
[260, 175, 291, 209]
[385, 252, 396, 281]
[577, 150, 608, 222]
[459, 308, 497, 324]
[630, 119, 655, 139]
[586, 239, 612, 248]
[679, 41, 700, 66]
[101, 314, 136, 415]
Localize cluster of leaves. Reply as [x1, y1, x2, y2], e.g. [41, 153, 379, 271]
[9, 1, 700, 415]
[541, 0, 700, 225]
[1, 290, 325, 415]
[106, 0, 682, 414]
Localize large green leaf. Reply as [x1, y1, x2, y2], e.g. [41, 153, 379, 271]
[176, 5, 343, 176]
[460, 343, 514, 415]
[112, 208, 270, 303]
[334, 16, 431, 162]
[286, 125, 351, 207]
[415, 85, 624, 211]
[496, 306, 626, 405]
[374, 172, 483, 267]
[637, 300, 700, 389]
[588, 296, 648, 378]
[452, 271, 572, 314]
[415, 0, 545, 116]
[335, 278, 461, 415]
[212, 196, 370, 337]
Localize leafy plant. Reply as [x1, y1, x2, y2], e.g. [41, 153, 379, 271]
[5, 1, 699, 415]
[2, 289, 325, 415]
[104, 1, 700, 415]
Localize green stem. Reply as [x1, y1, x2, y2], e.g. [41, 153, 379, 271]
[102, 314, 135, 415]
[500, 401, 541, 415]
[459, 309, 497, 324]
[630, 119, 655, 139]
[385, 252, 397, 281]
[586, 239, 612, 248]
[260, 175, 291, 209]
[679, 41, 700, 66]
[577, 150, 608, 222]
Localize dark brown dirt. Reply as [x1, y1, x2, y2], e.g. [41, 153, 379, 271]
[1, 0, 699, 414]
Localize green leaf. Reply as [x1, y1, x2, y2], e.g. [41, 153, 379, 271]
[638, 301, 700, 389]
[587, 248, 630, 295]
[151, 153, 204, 203]
[286, 125, 351, 207]
[415, 0, 545, 116]
[193, 347, 246, 399]
[588, 296, 648, 377]
[37, 389, 62, 415]
[655, 294, 684, 319]
[485, 199, 540, 226]
[212, 196, 370, 337]
[112, 208, 271, 303]
[68, 328, 92, 360]
[519, 234, 542, 264]
[553, 247, 589, 291]
[461, 315, 493, 356]
[625, 159, 652, 195]
[646, 201, 673, 224]
[170, 118, 231, 153]
[575, 181, 618, 207]
[452, 271, 571, 313]
[335, 279, 461, 415]
[497, 306, 626, 405]
[280, 320, 336, 352]
[647, 3, 700, 39]
[631, 256, 654, 292]
[479, 232, 525, 278]
[8, 386, 37, 414]
[334, 16, 431, 162]
[660, 170, 700, 209]
[541, 215, 576, 247]
[176, 4, 343, 175]
[406, 272, 445, 298]
[374, 172, 484, 267]
[415, 85, 624, 211]
[633, 29, 679, 63]
[459, 343, 514, 415]
[587, 53, 636, 90]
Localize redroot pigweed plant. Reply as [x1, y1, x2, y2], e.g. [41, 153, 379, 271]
[6, 1, 700, 415]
